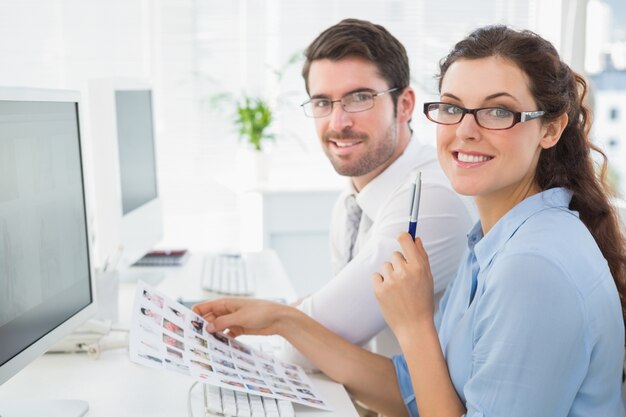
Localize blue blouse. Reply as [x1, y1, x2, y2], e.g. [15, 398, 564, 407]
[393, 187, 625, 416]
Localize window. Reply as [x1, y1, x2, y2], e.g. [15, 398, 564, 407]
[587, 0, 626, 197]
[607, 137, 620, 148]
[0, 0, 596, 250]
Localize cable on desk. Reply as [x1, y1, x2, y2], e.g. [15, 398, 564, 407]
[187, 381, 200, 417]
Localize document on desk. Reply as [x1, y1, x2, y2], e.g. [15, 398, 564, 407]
[129, 282, 331, 411]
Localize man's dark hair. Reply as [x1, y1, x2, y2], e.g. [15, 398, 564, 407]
[302, 18, 410, 106]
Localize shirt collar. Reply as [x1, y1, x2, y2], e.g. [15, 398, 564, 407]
[471, 187, 573, 269]
[353, 137, 436, 220]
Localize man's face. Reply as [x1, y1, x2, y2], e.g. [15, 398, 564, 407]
[307, 57, 402, 188]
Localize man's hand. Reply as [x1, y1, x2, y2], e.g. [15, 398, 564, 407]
[192, 298, 290, 337]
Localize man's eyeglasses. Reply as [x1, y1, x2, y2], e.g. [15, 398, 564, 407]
[301, 88, 398, 118]
[423, 102, 545, 130]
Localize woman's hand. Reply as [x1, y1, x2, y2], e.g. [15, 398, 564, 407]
[373, 233, 436, 340]
[192, 298, 290, 338]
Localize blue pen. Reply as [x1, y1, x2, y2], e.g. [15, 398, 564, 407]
[408, 171, 422, 239]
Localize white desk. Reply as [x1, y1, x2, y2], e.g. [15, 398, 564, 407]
[0, 251, 358, 417]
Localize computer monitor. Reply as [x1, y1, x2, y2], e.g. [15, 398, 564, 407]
[88, 79, 163, 280]
[0, 87, 96, 416]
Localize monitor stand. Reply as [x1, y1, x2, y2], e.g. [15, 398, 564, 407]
[0, 399, 89, 417]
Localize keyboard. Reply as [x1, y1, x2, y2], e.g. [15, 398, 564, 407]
[201, 253, 256, 295]
[204, 385, 295, 417]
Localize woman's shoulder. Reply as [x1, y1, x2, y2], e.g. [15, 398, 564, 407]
[512, 205, 600, 256]
[497, 206, 609, 295]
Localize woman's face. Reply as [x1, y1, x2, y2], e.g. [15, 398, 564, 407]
[436, 56, 553, 204]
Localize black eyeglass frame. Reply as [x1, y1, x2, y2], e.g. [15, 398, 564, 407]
[301, 88, 399, 118]
[423, 102, 546, 130]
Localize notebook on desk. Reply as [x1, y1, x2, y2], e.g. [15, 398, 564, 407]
[134, 249, 189, 267]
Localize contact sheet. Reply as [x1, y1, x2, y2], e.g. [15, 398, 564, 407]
[129, 282, 331, 410]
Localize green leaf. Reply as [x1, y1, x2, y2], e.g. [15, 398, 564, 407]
[233, 96, 274, 151]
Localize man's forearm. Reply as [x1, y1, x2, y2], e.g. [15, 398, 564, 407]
[276, 307, 409, 417]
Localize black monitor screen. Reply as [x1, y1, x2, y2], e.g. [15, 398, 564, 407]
[115, 90, 158, 215]
[0, 100, 92, 366]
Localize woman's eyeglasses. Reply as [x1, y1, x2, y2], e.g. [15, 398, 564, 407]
[423, 102, 545, 130]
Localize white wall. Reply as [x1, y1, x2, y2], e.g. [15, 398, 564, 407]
[0, 0, 246, 252]
[0, 0, 577, 253]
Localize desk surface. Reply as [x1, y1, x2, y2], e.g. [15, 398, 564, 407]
[0, 251, 358, 417]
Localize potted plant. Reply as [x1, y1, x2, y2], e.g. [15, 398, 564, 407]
[234, 96, 274, 151]
[202, 52, 303, 185]
[230, 95, 274, 184]
[204, 91, 275, 184]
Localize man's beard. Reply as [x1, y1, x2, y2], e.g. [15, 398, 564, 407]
[325, 123, 397, 177]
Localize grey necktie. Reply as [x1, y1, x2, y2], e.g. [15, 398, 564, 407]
[344, 194, 362, 265]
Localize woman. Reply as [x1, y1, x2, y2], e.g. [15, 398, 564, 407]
[194, 26, 626, 417]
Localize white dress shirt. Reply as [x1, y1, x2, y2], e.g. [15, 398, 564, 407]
[278, 137, 476, 368]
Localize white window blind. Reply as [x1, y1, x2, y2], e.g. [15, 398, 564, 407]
[175, 0, 552, 250]
[0, 0, 576, 251]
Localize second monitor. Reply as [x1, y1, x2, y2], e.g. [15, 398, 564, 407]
[88, 79, 163, 280]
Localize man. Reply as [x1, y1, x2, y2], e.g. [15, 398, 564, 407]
[279, 18, 475, 366]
